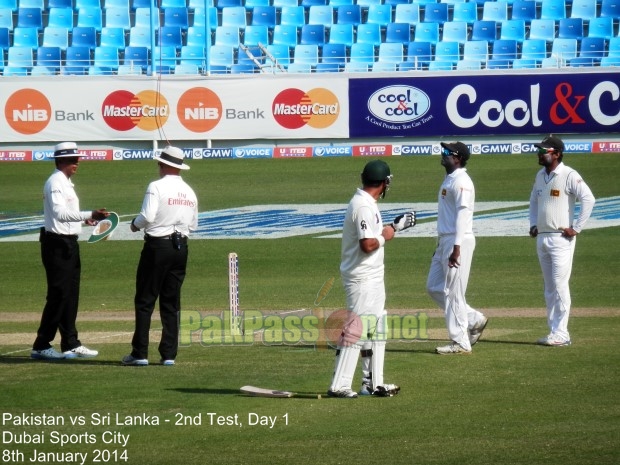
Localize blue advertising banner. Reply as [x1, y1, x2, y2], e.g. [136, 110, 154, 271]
[348, 71, 620, 138]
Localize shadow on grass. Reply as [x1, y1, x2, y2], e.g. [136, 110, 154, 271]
[0, 356, 128, 366]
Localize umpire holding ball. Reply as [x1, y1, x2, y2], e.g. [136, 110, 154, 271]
[32, 142, 109, 360]
[122, 146, 198, 366]
[328, 160, 416, 398]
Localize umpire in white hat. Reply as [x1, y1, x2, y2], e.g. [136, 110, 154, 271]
[32, 142, 109, 360]
[122, 146, 198, 366]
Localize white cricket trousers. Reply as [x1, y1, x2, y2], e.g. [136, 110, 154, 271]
[537, 234, 576, 340]
[426, 234, 483, 351]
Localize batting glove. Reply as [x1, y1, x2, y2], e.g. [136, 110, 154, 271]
[391, 212, 416, 232]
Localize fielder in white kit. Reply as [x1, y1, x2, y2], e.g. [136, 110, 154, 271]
[426, 142, 488, 355]
[328, 160, 416, 398]
[529, 135, 595, 346]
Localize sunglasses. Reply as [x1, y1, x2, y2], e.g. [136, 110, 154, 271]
[442, 148, 459, 158]
[60, 157, 80, 164]
[537, 148, 557, 155]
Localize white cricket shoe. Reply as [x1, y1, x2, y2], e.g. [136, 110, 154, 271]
[436, 343, 471, 355]
[31, 347, 65, 360]
[537, 334, 571, 346]
[327, 388, 358, 398]
[359, 377, 373, 396]
[64, 345, 98, 359]
[121, 355, 149, 366]
[372, 384, 400, 397]
[161, 359, 175, 366]
[469, 317, 489, 346]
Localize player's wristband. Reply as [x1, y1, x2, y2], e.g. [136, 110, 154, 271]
[377, 235, 386, 247]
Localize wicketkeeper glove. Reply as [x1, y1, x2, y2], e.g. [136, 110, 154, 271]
[391, 211, 416, 232]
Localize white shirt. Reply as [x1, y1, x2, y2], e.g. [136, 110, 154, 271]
[529, 162, 595, 234]
[340, 188, 384, 280]
[437, 168, 475, 245]
[133, 175, 198, 237]
[43, 169, 91, 235]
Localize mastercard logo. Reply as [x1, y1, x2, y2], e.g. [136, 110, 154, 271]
[102, 90, 169, 131]
[272, 88, 340, 130]
[177, 87, 223, 133]
[5, 89, 52, 135]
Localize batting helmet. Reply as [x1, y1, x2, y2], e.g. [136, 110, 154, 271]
[361, 160, 391, 186]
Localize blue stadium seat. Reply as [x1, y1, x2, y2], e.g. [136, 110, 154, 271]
[216, 0, 242, 9]
[471, 20, 497, 42]
[104, 0, 130, 8]
[600, 0, 619, 19]
[129, 26, 151, 47]
[600, 56, 620, 67]
[301, 0, 327, 7]
[463, 40, 488, 62]
[230, 63, 256, 73]
[570, 0, 597, 21]
[442, 21, 468, 43]
[434, 41, 460, 65]
[75, 0, 101, 9]
[321, 42, 346, 66]
[160, 0, 186, 9]
[500, 20, 525, 42]
[336, 5, 361, 25]
[587, 17, 614, 39]
[105, 8, 131, 30]
[329, 0, 353, 6]
[134, 7, 160, 28]
[117, 64, 142, 75]
[540, 0, 566, 20]
[551, 37, 577, 62]
[100, 27, 126, 50]
[192, 7, 217, 32]
[372, 61, 397, 72]
[251, 6, 276, 28]
[366, 4, 393, 28]
[482, 1, 508, 22]
[308, 5, 334, 28]
[238, 44, 263, 66]
[0, 26, 9, 50]
[520, 39, 547, 61]
[568, 37, 605, 66]
[12, 27, 39, 49]
[452, 2, 477, 24]
[0, 8, 13, 31]
[244, 0, 269, 9]
[64, 45, 91, 74]
[356, 23, 382, 47]
[77, 7, 103, 32]
[214, 26, 240, 47]
[153, 45, 177, 67]
[164, 7, 189, 29]
[186, 26, 208, 47]
[42, 27, 69, 50]
[529, 19, 556, 43]
[428, 61, 453, 71]
[279, 6, 305, 28]
[244, 25, 269, 46]
[456, 59, 481, 70]
[293, 44, 319, 65]
[30, 65, 57, 74]
[315, 62, 341, 72]
[414, 21, 440, 43]
[48, 8, 74, 29]
[510, 1, 536, 22]
[0, 0, 16, 9]
[492, 38, 517, 61]
[423, 3, 448, 24]
[300, 24, 326, 45]
[329, 23, 354, 46]
[221, 6, 246, 28]
[17, 7, 42, 29]
[377, 42, 403, 63]
[384, 0, 409, 6]
[512, 58, 538, 69]
[343, 61, 369, 72]
[123, 45, 149, 71]
[7, 46, 33, 68]
[265, 43, 291, 68]
[385, 22, 411, 44]
[93, 45, 120, 72]
[272, 24, 299, 48]
[179, 45, 206, 70]
[558, 18, 583, 40]
[36, 46, 62, 69]
[394, 3, 420, 25]
[272, 0, 298, 8]
[349, 42, 375, 64]
[287, 62, 312, 72]
[158, 26, 183, 49]
[21, 0, 44, 9]
[72, 26, 97, 49]
[405, 40, 432, 69]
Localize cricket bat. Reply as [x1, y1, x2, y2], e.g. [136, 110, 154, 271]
[240, 385, 295, 398]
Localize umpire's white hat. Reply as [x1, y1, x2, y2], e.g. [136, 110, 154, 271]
[54, 142, 84, 158]
[154, 146, 190, 170]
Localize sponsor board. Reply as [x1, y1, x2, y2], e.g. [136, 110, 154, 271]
[234, 147, 273, 159]
[313, 146, 353, 157]
[0, 151, 30, 162]
[274, 147, 313, 158]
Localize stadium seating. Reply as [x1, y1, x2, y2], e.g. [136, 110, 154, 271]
[64, 46, 91, 74]
[48, 7, 74, 29]
[72, 26, 97, 49]
[100, 27, 126, 50]
[13, 26, 39, 49]
[42, 26, 69, 49]
[463, 40, 489, 62]
[471, 20, 497, 42]
[272, 24, 299, 49]
[442, 21, 468, 44]
[251, 6, 276, 29]
[329, 23, 354, 47]
[452, 2, 478, 24]
[337, 5, 362, 25]
[385, 22, 411, 44]
[36, 46, 62, 69]
[405, 40, 432, 69]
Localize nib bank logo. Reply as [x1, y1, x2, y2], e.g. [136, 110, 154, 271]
[102, 90, 169, 131]
[272, 88, 340, 129]
[5, 89, 52, 135]
[177, 87, 223, 133]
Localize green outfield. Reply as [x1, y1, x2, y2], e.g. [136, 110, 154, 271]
[0, 154, 619, 465]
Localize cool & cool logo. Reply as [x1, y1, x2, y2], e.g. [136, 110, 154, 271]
[272, 88, 340, 129]
[368, 85, 430, 124]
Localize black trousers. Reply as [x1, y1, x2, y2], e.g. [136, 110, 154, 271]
[131, 237, 188, 360]
[34, 230, 82, 352]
